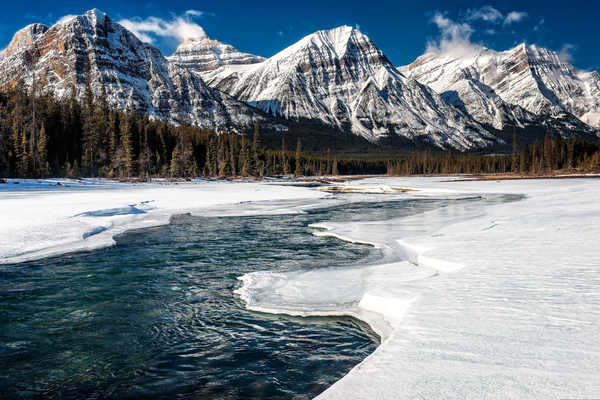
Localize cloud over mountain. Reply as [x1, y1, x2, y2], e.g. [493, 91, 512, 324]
[118, 10, 208, 44]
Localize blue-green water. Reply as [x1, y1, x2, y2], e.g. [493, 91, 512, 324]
[0, 198, 451, 400]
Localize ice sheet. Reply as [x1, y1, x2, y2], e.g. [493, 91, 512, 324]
[237, 177, 600, 399]
[0, 179, 330, 264]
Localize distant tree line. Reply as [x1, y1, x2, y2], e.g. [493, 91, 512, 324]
[512, 131, 600, 174]
[0, 84, 599, 179]
[386, 130, 600, 175]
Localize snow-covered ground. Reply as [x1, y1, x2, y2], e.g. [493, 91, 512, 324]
[238, 177, 600, 399]
[2, 176, 599, 399]
[0, 178, 329, 264]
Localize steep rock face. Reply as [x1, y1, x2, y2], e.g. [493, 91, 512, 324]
[168, 37, 265, 73]
[3, 23, 49, 59]
[199, 26, 496, 150]
[402, 44, 600, 136]
[0, 9, 268, 131]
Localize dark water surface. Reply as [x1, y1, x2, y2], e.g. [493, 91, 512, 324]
[1, 198, 460, 399]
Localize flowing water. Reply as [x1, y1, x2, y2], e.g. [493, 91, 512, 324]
[0, 197, 460, 399]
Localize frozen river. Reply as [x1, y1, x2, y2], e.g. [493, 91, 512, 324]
[1, 177, 599, 399]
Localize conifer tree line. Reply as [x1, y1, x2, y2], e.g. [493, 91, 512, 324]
[511, 132, 600, 174]
[0, 84, 350, 179]
[386, 131, 600, 175]
[0, 83, 599, 179]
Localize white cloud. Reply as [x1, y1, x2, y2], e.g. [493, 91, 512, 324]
[184, 10, 205, 17]
[466, 6, 503, 23]
[427, 7, 531, 57]
[118, 10, 209, 44]
[558, 43, 576, 63]
[426, 12, 480, 57]
[504, 11, 528, 25]
[533, 17, 545, 31]
[464, 6, 528, 26]
[56, 14, 77, 25]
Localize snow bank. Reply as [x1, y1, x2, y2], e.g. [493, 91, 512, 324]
[0, 179, 329, 264]
[238, 176, 600, 399]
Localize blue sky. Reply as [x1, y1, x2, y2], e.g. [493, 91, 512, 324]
[2, 1, 599, 70]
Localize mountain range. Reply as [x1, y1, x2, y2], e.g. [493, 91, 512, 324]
[1, 9, 598, 152]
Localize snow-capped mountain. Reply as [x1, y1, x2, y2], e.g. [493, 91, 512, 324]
[2, 10, 598, 151]
[168, 37, 265, 72]
[401, 44, 600, 136]
[197, 26, 498, 150]
[0, 9, 268, 131]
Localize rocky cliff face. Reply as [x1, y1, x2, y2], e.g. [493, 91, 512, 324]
[401, 44, 600, 136]
[0, 9, 269, 131]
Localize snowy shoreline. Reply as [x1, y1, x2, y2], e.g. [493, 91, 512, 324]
[0, 178, 332, 264]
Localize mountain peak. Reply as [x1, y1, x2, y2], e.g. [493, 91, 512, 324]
[84, 8, 108, 23]
[175, 36, 215, 52]
[85, 8, 107, 16]
[506, 42, 529, 54]
[3, 23, 49, 58]
[169, 36, 265, 72]
[319, 24, 356, 37]
[402, 41, 600, 135]
[311, 25, 364, 50]
[269, 24, 379, 67]
[0, 8, 270, 131]
[199, 25, 494, 150]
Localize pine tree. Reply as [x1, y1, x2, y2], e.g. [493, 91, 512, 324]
[281, 136, 289, 175]
[81, 70, 99, 176]
[117, 112, 135, 177]
[37, 122, 49, 177]
[229, 135, 238, 176]
[512, 127, 519, 173]
[332, 157, 339, 176]
[543, 132, 553, 172]
[295, 137, 303, 176]
[567, 137, 576, 169]
[31, 83, 38, 174]
[138, 123, 152, 179]
[240, 134, 250, 176]
[217, 134, 230, 177]
[205, 135, 218, 176]
[0, 117, 9, 177]
[520, 147, 528, 175]
[251, 122, 262, 176]
[11, 119, 22, 176]
[108, 111, 118, 155]
[170, 128, 197, 178]
[20, 128, 29, 177]
[95, 85, 110, 171]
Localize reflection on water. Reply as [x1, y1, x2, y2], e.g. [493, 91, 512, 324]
[0, 197, 480, 399]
